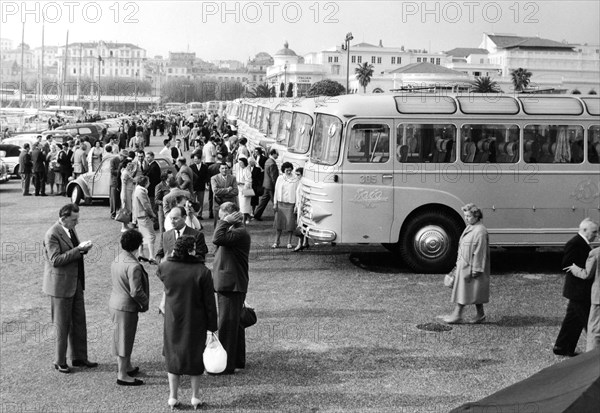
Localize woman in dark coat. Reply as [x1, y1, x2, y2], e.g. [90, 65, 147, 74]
[156, 235, 218, 410]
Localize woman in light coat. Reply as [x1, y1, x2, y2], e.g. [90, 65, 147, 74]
[233, 157, 253, 224]
[443, 203, 490, 324]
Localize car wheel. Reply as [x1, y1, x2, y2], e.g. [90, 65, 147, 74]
[70, 185, 83, 205]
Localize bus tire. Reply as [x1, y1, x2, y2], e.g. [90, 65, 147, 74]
[70, 185, 83, 205]
[399, 210, 463, 273]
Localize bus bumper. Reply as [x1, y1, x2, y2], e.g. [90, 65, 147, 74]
[302, 226, 336, 242]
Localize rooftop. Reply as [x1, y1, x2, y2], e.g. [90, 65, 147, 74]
[486, 34, 574, 50]
[445, 48, 489, 57]
[390, 62, 466, 75]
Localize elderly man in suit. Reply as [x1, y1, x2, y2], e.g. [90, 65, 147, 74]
[554, 218, 599, 357]
[155, 206, 208, 314]
[210, 163, 238, 227]
[252, 149, 279, 221]
[565, 246, 600, 351]
[19, 143, 33, 196]
[212, 202, 251, 374]
[43, 203, 96, 373]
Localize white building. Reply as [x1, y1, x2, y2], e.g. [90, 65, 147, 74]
[479, 33, 599, 93]
[267, 41, 449, 96]
[56, 41, 146, 79]
[1, 43, 34, 70]
[32, 45, 59, 69]
[1, 38, 13, 51]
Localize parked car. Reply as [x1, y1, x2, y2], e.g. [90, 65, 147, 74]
[2, 133, 39, 150]
[0, 144, 24, 177]
[66, 155, 176, 205]
[0, 157, 10, 183]
[55, 123, 103, 145]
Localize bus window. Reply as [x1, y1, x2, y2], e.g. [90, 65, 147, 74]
[588, 125, 600, 164]
[524, 125, 584, 163]
[347, 124, 390, 163]
[276, 111, 292, 144]
[461, 124, 519, 163]
[289, 113, 313, 154]
[268, 112, 280, 139]
[311, 114, 342, 166]
[397, 124, 456, 163]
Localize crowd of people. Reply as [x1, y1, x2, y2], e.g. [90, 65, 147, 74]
[37, 108, 310, 409]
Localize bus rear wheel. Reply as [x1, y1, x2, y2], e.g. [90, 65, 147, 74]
[399, 210, 463, 273]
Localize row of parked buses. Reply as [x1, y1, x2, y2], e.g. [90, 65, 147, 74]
[227, 94, 600, 273]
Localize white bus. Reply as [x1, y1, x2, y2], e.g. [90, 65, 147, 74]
[165, 102, 185, 112]
[299, 94, 600, 273]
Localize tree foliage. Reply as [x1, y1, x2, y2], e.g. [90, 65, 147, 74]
[470, 77, 501, 93]
[510, 68, 532, 92]
[161, 78, 244, 102]
[355, 62, 374, 93]
[306, 79, 346, 97]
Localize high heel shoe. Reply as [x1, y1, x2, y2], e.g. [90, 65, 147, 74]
[167, 398, 181, 410]
[158, 307, 164, 316]
[191, 397, 203, 410]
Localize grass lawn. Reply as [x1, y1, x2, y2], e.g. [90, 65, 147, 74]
[0, 177, 585, 412]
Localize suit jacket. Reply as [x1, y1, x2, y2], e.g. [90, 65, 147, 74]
[190, 163, 209, 191]
[562, 234, 593, 302]
[109, 155, 122, 187]
[109, 251, 149, 312]
[211, 174, 238, 205]
[155, 225, 208, 262]
[43, 222, 85, 298]
[31, 148, 46, 173]
[262, 157, 279, 190]
[212, 220, 250, 293]
[18, 150, 33, 174]
[144, 160, 161, 198]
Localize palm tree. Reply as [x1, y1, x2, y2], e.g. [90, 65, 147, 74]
[355, 62, 374, 94]
[510, 68, 532, 92]
[251, 83, 271, 98]
[470, 77, 501, 93]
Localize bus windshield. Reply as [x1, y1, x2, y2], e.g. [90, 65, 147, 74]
[276, 111, 292, 144]
[288, 112, 313, 154]
[311, 114, 342, 165]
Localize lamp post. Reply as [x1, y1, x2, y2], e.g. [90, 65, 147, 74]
[134, 70, 139, 112]
[97, 55, 103, 114]
[342, 32, 353, 94]
[283, 63, 287, 97]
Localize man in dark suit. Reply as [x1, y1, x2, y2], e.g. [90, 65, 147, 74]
[212, 202, 251, 374]
[31, 142, 47, 196]
[43, 204, 97, 373]
[252, 149, 279, 221]
[19, 143, 33, 196]
[554, 218, 599, 356]
[190, 153, 209, 219]
[155, 206, 208, 262]
[144, 151, 162, 213]
[206, 156, 223, 219]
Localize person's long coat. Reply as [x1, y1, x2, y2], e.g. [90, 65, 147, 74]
[451, 223, 491, 305]
[156, 255, 218, 375]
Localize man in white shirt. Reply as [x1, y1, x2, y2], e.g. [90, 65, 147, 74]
[202, 137, 217, 166]
[158, 139, 172, 163]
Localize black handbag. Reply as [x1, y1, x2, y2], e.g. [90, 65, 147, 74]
[240, 303, 257, 328]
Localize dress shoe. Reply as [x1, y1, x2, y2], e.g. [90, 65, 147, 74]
[442, 315, 464, 324]
[191, 397, 203, 410]
[127, 367, 140, 376]
[168, 398, 181, 410]
[468, 315, 486, 324]
[54, 363, 71, 373]
[72, 359, 98, 368]
[116, 378, 144, 386]
[553, 347, 579, 357]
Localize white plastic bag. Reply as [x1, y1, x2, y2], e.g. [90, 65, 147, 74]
[203, 332, 227, 374]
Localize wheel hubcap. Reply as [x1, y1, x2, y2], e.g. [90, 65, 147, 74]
[413, 225, 449, 260]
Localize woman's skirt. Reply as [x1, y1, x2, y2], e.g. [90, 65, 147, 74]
[111, 309, 139, 357]
[54, 171, 62, 185]
[274, 202, 296, 232]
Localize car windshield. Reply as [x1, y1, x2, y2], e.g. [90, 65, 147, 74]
[288, 113, 313, 154]
[310, 114, 343, 166]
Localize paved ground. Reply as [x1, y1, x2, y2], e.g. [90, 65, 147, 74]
[0, 145, 589, 412]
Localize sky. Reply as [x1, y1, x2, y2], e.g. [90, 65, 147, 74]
[1, 1, 599, 61]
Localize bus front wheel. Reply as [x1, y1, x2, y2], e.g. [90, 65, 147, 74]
[399, 210, 463, 273]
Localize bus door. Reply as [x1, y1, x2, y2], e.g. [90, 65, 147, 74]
[341, 120, 394, 242]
